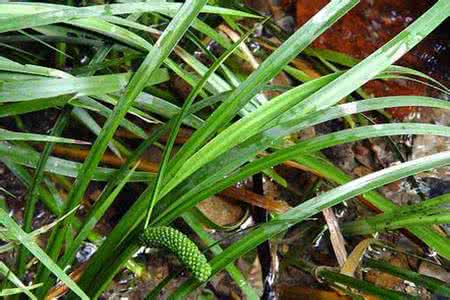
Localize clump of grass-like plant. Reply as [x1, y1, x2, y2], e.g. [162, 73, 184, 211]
[0, 0, 449, 299]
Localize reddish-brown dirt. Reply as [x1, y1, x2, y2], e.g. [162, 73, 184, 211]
[295, 0, 449, 119]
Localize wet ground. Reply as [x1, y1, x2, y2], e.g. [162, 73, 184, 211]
[295, 0, 449, 118]
[1, 1, 449, 299]
[245, 1, 450, 298]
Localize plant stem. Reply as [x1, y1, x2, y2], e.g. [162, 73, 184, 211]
[365, 258, 450, 297]
[288, 258, 418, 300]
[16, 106, 72, 278]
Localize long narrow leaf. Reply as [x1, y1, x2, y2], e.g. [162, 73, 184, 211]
[0, 2, 258, 33]
[17, 107, 73, 277]
[342, 193, 450, 235]
[0, 128, 87, 144]
[59, 2, 209, 297]
[0, 70, 168, 102]
[163, 0, 449, 198]
[0, 262, 38, 300]
[0, 209, 88, 300]
[164, 0, 358, 185]
[0, 142, 153, 182]
[171, 151, 450, 297]
[144, 24, 254, 226]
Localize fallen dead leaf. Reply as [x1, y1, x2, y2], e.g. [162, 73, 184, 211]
[366, 255, 409, 290]
[418, 261, 450, 283]
[197, 195, 245, 227]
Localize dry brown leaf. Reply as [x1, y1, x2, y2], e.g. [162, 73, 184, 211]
[323, 207, 347, 267]
[197, 195, 245, 227]
[220, 186, 290, 213]
[366, 255, 410, 290]
[341, 239, 374, 277]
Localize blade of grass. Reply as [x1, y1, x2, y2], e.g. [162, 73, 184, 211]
[67, 18, 153, 51]
[0, 209, 88, 300]
[63, 163, 137, 266]
[287, 258, 416, 300]
[294, 154, 450, 259]
[342, 193, 450, 235]
[71, 107, 123, 158]
[0, 95, 71, 117]
[81, 121, 450, 295]
[0, 285, 41, 298]
[62, 87, 231, 283]
[71, 96, 153, 139]
[0, 159, 64, 216]
[74, 0, 449, 292]
[153, 123, 450, 226]
[0, 2, 258, 33]
[0, 128, 86, 144]
[171, 151, 450, 297]
[18, 29, 73, 60]
[0, 262, 38, 300]
[164, 0, 358, 187]
[70, 52, 143, 76]
[143, 23, 255, 227]
[132, 93, 204, 129]
[83, 95, 450, 291]
[365, 258, 450, 297]
[37, 1, 208, 297]
[58, 126, 166, 268]
[0, 142, 153, 182]
[0, 56, 69, 78]
[162, 0, 449, 197]
[0, 70, 168, 102]
[305, 48, 449, 93]
[346, 213, 450, 234]
[16, 106, 73, 278]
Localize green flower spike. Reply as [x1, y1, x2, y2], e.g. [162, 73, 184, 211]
[141, 226, 212, 282]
